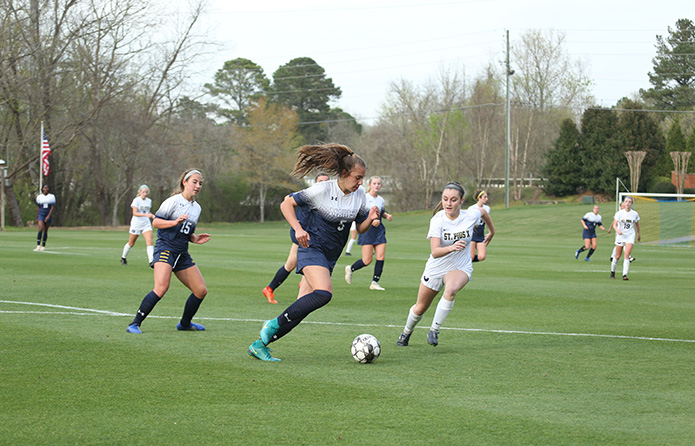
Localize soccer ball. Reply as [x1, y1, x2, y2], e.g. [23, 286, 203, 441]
[351, 334, 381, 363]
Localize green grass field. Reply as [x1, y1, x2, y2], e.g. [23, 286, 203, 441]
[1, 203, 694, 445]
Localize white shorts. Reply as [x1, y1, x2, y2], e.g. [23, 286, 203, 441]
[129, 218, 152, 235]
[420, 268, 472, 292]
[614, 233, 635, 246]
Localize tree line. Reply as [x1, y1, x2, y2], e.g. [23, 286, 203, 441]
[2, 3, 693, 227]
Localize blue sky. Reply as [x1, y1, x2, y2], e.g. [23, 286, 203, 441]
[193, 0, 692, 124]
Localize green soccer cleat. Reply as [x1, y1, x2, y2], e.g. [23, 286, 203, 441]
[260, 318, 280, 345]
[247, 339, 281, 362]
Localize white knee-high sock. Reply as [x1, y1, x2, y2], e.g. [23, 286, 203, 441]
[611, 258, 618, 272]
[623, 258, 630, 276]
[346, 238, 356, 254]
[122, 243, 131, 259]
[146, 245, 154, 263]
[403, 305, 423, 335]
[611, 246, 617, 258]
[431, 298, 455, 332]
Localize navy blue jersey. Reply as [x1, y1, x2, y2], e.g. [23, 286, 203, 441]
[154, 194, 202, 253]
[582, 212, 603, 232]
[292, 180, 369, 263]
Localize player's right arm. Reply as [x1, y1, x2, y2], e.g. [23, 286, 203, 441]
[281, 194, 309, 248]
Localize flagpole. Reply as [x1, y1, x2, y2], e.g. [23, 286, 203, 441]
[39, 121, 43, 192]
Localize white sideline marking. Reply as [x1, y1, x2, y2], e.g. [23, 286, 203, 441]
[1, 299, 694, 344]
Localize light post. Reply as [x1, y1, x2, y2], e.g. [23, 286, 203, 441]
[0, 159, 6, 231]
[504, 30, 514, 209]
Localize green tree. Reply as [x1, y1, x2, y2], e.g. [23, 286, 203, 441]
[271, 57, 342, 144]
[204, 58, 270, 125]
[614, 98, 666, 188]
[687, 128, 695, 173]
[658, 117, 688, 176]
[236, 97, 301, 223]
[541, 119, 582, 196]
[580, 108, 628, 194]
[642, 19, 695, 111]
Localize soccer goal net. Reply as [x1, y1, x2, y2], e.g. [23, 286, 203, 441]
[618, 192, 695, 247]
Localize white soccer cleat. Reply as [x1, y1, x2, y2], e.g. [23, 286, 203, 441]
[34, 246, 41, 252]
[369, 281, 385, 291]
[345, 265, 353, 284]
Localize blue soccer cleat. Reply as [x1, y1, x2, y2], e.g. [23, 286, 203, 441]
[585, 257, 591, 261]
[177, 321, 206, 331]
[248, 339, 281, 362]
[574, 249, 580, 259]
[127, 324, 142, 334]
[427, 329, 439, 346]
[260, 318, 280, 345]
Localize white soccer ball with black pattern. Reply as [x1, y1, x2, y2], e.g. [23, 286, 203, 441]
[351, 334, 381, 363]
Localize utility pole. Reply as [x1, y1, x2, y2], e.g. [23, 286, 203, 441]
[505, 30, 513, 208]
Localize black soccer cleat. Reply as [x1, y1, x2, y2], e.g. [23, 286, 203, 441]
[397, 332, 411, 347]
[120, 257, 127, 266]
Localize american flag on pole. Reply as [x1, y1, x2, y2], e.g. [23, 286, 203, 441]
[41, 131, 52, 176]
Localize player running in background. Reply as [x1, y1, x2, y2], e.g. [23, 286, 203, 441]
[126, 169, 211, 334]
[120, 185, 155, 266]
[575, 205, 605, 261]
[262, 172, 330, 304]
[247, 143, 379, 361]
[610, 196, 640, 280]
[345, 176, 393, 291]
[468, 190, 491, 262]
[397, 182, 494, 347]
[34, 184, 56, 251]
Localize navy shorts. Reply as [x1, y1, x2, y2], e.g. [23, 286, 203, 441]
[358, 225, 387, 246]
[296, 246, 337, 275]
[471, 224, 485, 242]
[582, 229, 597, 240]
[153, 248, 196, 272]
[37, 210, 52, 224]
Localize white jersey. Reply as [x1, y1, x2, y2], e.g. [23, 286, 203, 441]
[129, 196, 153, 234]
[36, 193, 56, 209]
[615, 209, 639, 237]
[422, 207, 482, 280]
[365, 193, 386, 217]
[130, 196, 152, 223]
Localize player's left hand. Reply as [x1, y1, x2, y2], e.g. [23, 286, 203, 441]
[191, 233, 211, 244]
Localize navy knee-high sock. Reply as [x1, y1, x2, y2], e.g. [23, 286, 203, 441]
[268, 266, 291, 290]
[180, 293, 203, 327]
[351, 259, 366, 272]
[373, 260, 384, 282]
[269, 290, 332, 343]
[131, 291, 160, 326]
[587, 248, 595, 258]
[37, 231, 43, 245]
[41, 231, 48, 246]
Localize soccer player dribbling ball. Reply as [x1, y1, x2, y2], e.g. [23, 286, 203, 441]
[248, 143, 380, 362]
[126, 169, 211, 334]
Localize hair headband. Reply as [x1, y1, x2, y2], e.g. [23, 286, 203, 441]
[184, 170, 201, 181]
[476, 190, 486, 200]
[445, 182, 464, 195]
[138, 184, 149, 193]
